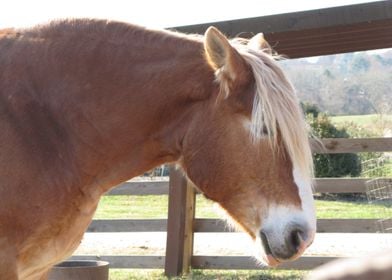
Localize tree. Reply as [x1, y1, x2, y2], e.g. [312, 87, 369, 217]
[281, 51, 392, 115]
[350, 55, 370, 73]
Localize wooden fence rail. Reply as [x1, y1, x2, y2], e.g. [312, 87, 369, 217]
[107, 177, 386, 195]
[87, 218, 382, 234]
[172, 1, 392, 58]
[313, 138, 392, 154]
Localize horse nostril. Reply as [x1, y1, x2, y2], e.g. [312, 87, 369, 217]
[290, 229, 303, 251]
[286, 227, 308, 257]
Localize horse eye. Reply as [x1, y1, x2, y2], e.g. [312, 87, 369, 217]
[262, 125, 269, 135]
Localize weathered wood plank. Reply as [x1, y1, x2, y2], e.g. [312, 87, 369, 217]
[193, 219, 234, 233]
[315, 178, 391, 194]
[192, 256, 340, 270]
[164, 168, 195, 276]
[107, 181, 169, 195]
[317, 219, 378, 233]
[182, 181, 196, 274]
[104, 177, 389, 196]
[314, 178, 368, 193]
[312, 138, 392, 154]
[173, 2, 392, 36]
[86, 218, 380, 233]
[87, 219, 167, 232]
[172, 1, 392, 58]
[193, 219, 380, 233]
[265, 19, 392, 58]
[69, 255, 165, 269]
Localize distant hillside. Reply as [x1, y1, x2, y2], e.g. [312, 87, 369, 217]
[279, 49, 392, 115]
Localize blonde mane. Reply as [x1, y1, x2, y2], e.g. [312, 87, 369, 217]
[238, 47, 314, 184]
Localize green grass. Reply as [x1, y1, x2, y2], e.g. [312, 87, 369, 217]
[384, 162, 392, 177]
[330, 114, 392, 126]
[94, 195, 218, 219]
[94, 195, 391, 220]
[109, 269, 307, 280]
[329, 114, 392, 138]
[95, 196, 168, 219]
[316, 199, 390, 219]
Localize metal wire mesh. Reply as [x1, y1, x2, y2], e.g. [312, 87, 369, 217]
[361, 156, 389, 177]
[366, 178, 392, 234]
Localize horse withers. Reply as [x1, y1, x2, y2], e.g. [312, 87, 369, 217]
[0, 19, 315, 279]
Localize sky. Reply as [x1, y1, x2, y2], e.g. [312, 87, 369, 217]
[0, 0, 380, 29]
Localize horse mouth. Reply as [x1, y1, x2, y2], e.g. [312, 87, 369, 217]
[265, 254, 281, 267]
[259, 231, 281, 266]
[259, 231, 273, 255]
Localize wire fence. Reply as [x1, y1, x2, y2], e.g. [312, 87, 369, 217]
[142, 165, 170, 178]
[361, 154, 392, 178]
[366, 178, 392, 235]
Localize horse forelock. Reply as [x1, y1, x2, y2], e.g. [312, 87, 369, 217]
[236, 47, 314, 185]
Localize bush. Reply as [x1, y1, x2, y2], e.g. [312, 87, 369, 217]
[305, 109, 361, 178]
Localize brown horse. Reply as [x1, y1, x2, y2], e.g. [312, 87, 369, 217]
[0, 19, 316, 279]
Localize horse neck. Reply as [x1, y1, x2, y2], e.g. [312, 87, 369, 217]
[46, 25, 215, 191]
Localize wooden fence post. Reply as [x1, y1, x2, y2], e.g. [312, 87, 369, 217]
[164, 167, 196, 277]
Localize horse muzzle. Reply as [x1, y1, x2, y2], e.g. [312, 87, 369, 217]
[258, 221, 315, 266]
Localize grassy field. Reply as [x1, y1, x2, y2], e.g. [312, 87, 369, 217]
[330, 114, 392, 127]
[94, 195, 391, 220]
[330, 114, 392, 139]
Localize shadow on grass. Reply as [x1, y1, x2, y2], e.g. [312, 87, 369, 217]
[109, 269, 308, 280]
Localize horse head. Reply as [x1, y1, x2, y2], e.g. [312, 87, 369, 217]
[181, 27, 316, 266]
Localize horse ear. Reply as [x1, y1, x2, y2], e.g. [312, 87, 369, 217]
[248, 33, 272, 55]
[204, 26, 248, 82]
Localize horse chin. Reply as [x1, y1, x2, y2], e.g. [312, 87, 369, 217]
[254, 250, 281, 267]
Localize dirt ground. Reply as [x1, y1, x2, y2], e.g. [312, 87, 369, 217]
[74, 232, 392, 257]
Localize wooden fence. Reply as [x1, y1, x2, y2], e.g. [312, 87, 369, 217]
[172, 1, 392, 58]
[72, 1, 392, 276]
[71, 137, 392, 275]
